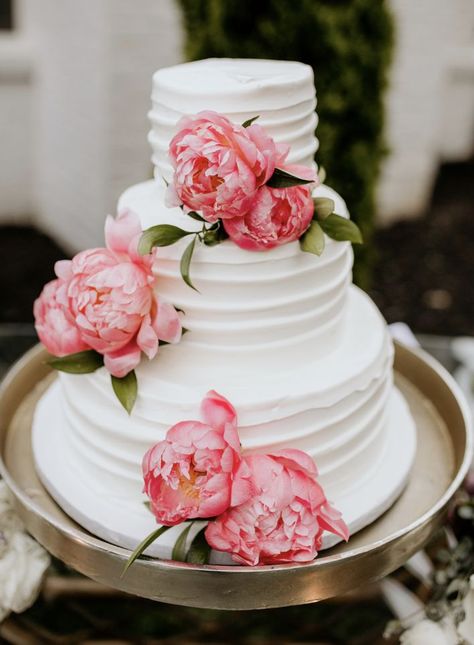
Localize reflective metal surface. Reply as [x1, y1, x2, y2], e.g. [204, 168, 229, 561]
[0, 343, 472, 610]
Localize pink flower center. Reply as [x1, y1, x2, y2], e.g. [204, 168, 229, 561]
[173, 463, 206, 502]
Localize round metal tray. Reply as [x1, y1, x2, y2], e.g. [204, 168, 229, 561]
[0, 342, 472, 610]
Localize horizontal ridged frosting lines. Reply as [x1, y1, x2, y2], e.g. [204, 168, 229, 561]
[50, 284, 394, 503]
[149, 58, 319, 183]
[118, 182, 352, 364]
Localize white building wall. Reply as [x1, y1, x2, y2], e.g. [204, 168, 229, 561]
[2, 0, 183, 250]
[378, 0, 474, 224]
[0, 3, 34, 222]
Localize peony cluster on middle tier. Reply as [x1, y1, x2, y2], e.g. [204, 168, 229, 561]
[166, 110, 318, 251]
[141, 391, 349, 566]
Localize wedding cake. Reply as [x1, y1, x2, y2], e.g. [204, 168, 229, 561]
[32, 58, 416, 565]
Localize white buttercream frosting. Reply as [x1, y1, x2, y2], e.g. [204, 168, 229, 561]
[149, 58, 319, 183]
[32, 58, 416, 559]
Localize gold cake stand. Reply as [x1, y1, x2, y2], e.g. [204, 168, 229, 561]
[0, 342, 472, 610]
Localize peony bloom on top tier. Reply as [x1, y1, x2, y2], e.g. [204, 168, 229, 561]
[223, 167, 316, 251]
[34, 210, 182, 379]
[167, 110, 287, 223]
[165, 110, 320, 250]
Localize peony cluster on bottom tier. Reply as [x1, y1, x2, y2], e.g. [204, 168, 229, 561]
[141, 390, 348, 565]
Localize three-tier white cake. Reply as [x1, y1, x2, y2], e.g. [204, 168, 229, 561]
[33, 59, 416, 560]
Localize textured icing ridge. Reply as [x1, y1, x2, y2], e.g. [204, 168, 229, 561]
[149, 59, 319, 182]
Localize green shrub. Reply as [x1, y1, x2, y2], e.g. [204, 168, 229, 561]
[177, 0, 394, 287]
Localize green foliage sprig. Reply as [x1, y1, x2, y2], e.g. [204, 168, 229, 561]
[300, 197, 362, 257]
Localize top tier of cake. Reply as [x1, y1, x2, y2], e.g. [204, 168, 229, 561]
[149, 58, 319, 182]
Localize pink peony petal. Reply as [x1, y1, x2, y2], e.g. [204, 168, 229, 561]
[152, 300, 182, 344]
[105, 209, 142, 256]
[200, 390, 237, 433]
[103, 341, 141, 378]
[54, 259, 73, 282]
[318, 501, 350, 542]
[136, 314, 159, 360]
[269, 449, 318, 479]
[279, 163, 318, 183]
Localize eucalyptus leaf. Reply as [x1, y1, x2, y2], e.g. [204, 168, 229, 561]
[172, 523, 193, 562]
[186, 526, 211, 565]
[47, 350, 103, 374]
[242, 115, 260, 128]
[111, 370, 138, 414]
[266, 167, 314, 189]
[121, 525, 170, 577]
[300, 220, 325, 256]
[187, 211, 205, 222]
[180, 236, 198, 291]
[313, 197, 335, 220]
[319, 213, 363, 244]
[138, 225, 194, 255]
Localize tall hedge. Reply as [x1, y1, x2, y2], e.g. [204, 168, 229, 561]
[177, 0, 394, 287]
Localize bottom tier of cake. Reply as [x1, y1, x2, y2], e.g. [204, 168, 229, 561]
[32, 287, 416, 561]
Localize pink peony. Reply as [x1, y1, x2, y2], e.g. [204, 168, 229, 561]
[223, 164, 317, 251]
[34, 210, 182, 377]
[167, 111, 284, 223]
[34, 279, 88, 357]
[142, 391, 242, 526]
[205, 449, 349, 565]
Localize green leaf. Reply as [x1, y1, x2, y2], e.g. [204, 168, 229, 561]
[186, 211, 205, 222]
[318, 166, 327, 184]
[313, 197, 335, 220]
[202, 222, 228, 246]
[319, 213, 363, 244]
[186, 526, 211, 564]
[47, 350, 103, 374]
[242, 115, 260, 128]
[111, 370, 138, 414]
[121, 525, 170, 578]
[138, 225, 194, 255]
[143, 501, 152, 513]
[172, 523, 193, 562]
[300, 220, 325, 256]
[266, 167, 314, 188]
[180, 236, 198, 291]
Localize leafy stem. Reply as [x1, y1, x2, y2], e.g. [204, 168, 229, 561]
[300, 197, 363, 257]
[139, 217, 228, 291]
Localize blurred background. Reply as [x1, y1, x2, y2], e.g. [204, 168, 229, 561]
[1, 0, 474, 643]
